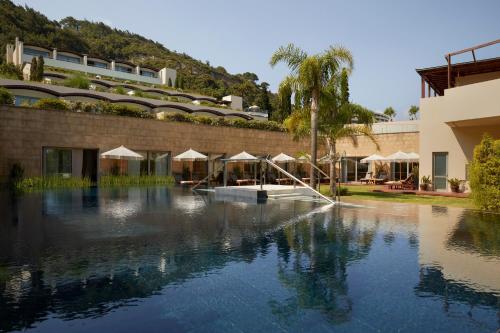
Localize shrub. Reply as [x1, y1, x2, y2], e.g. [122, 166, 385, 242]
[336, 187, 349, 196]
[100, 103, 154, 119]
[161, 112, 285, 132]
[14, 176, 92, 192]
[63, 74, 90, 89]
[0, 87, 14, 105]
[0, 62, 23, 80]
[99, 175, 175, 187]
[114, 86, 126, 95]
[32, 98, 69, 110]
[9, 163, 24, 184]
[469, 134, 500, 212]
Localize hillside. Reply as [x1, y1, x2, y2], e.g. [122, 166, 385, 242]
[0, 0, 274, 108]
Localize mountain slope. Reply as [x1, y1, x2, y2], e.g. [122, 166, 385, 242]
[0, 0, 273, 107]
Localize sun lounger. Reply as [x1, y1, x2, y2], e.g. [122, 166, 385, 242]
[359, 172, 373, 184]
[236, 179, 255, 186]
[384, 174, 414, 190]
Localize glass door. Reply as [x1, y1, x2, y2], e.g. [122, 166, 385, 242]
[433, 152, 448, 191]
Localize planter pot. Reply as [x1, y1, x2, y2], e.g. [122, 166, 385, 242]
[419, 184, 427, 191]
[450, 185, 460, 193]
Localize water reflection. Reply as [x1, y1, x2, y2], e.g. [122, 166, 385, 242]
[0, 188, 498, 332]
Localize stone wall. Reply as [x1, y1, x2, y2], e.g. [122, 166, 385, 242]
[0, 106, 420, 180]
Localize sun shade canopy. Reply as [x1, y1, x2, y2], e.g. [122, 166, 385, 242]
[271, 153, 295, 163]
[173, 149, 208, 161]
[101, 145, 144, 160]
[227, 151, 258, 161]
[360, 154, 386, 163]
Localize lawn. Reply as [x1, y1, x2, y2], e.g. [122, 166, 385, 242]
[320, 184, 475, 208]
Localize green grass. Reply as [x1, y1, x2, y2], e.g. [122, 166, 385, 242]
[320, 185, 474, 208]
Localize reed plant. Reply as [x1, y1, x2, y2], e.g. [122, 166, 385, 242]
[99, 175, 175, 187]
[14, 176, 92, 192]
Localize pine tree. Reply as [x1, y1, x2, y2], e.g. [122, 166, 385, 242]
[167, 77, 172, 87]
[30, 57, 38, 81]
[174, 76, 179, 88]
[36, 56, 44, 81]
[340, 68, 349, 106]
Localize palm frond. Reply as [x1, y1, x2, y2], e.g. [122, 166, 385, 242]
[270, 43, 307, 71]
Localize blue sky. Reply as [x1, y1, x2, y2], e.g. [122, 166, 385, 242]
[13, 0, 500, 119]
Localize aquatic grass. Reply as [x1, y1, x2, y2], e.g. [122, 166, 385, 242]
[15, 176, 92, 192]
[99, 175, 175, 187]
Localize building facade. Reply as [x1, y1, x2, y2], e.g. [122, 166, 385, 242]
[6, 38, 176, 86]
[417, 43, 500, 192]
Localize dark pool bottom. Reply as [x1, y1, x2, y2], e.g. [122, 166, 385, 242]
[0, 187, 498, 332]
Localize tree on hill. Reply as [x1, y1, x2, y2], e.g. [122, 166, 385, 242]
[257, 82, 273, 116]
[383, 107, 396, 121]
[167, 77, 172, 87]
[29, 57, 38, 81]
[408, 105, 419, 120]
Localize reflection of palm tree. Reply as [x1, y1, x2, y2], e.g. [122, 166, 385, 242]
[271, 208, 378, 324]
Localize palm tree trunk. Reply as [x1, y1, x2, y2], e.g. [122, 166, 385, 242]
[310, 91, 319, 188]
[327, 138, 337, 197]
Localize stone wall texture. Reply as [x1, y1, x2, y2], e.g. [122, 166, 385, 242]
[0, 106, 419, 180]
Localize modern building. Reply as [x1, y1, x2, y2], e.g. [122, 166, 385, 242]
[417, 40, 500, 192]
[6, 38, 176, 86]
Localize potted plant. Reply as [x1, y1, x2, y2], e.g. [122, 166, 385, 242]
[447, 178, 464, 193]
[420, 175, 432, 191]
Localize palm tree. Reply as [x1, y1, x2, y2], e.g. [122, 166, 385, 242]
[270, 44, 353, 188]
[286, 89, 379, 195]
[408, 105, 419, 120]
[383, 107, 396, 121]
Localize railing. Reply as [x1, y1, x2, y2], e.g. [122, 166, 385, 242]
[265, 159, 335, 204]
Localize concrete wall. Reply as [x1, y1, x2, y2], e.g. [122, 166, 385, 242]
[419, 78, 500, 191]
[0, 107, 424, 181]
[0, 106, 308, 179]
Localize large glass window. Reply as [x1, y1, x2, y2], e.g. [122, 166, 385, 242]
[24, 48, 50, 58]
[43, 148, 72, 177]
[56, 54, 81, 64]
[433, 152, 448, 190]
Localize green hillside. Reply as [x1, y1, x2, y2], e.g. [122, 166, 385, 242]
[0, 0, 274, 109]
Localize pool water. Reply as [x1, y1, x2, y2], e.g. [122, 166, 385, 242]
[0, 187, 498, 332]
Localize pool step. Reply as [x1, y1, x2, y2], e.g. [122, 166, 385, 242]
[268, 193, 325, 202]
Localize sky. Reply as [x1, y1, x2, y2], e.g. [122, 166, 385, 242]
[13, 0, 500, 120]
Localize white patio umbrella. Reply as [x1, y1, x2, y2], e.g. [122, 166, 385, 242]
[384, 151, 412, 180]
[360, 154, 386, 164]
[271, 153, 295, 163]
[272, 153, 296, 184]
[173, 148, 208, 161]
[173, 149, 208, 181]
[101, 145, 144, 175]
[228, 151, 258, 161]
[101, 145, 144, 160]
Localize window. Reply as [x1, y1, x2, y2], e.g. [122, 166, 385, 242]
[15, 95, 39, 106]
[140, 70, 156, 78]
[115, 65, 132, 73]
[88, 60, 108, 69]
[56, 54, 81, 64]
[43, 148, 72, 177]
[24, 48, 50, 58]
[432, 152, 448, 190]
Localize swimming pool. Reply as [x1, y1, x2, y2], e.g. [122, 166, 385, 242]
[0, 187, 498, 332]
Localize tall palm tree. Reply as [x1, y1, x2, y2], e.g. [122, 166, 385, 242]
[270, 44, 353, 187]
[286, 96, 379, 196]
[408, 105, 419, 120]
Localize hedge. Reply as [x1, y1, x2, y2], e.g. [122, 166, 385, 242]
[162, 112, 285, 132]
[0, 87, 14, 105]
[469, 134, 500, 212]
